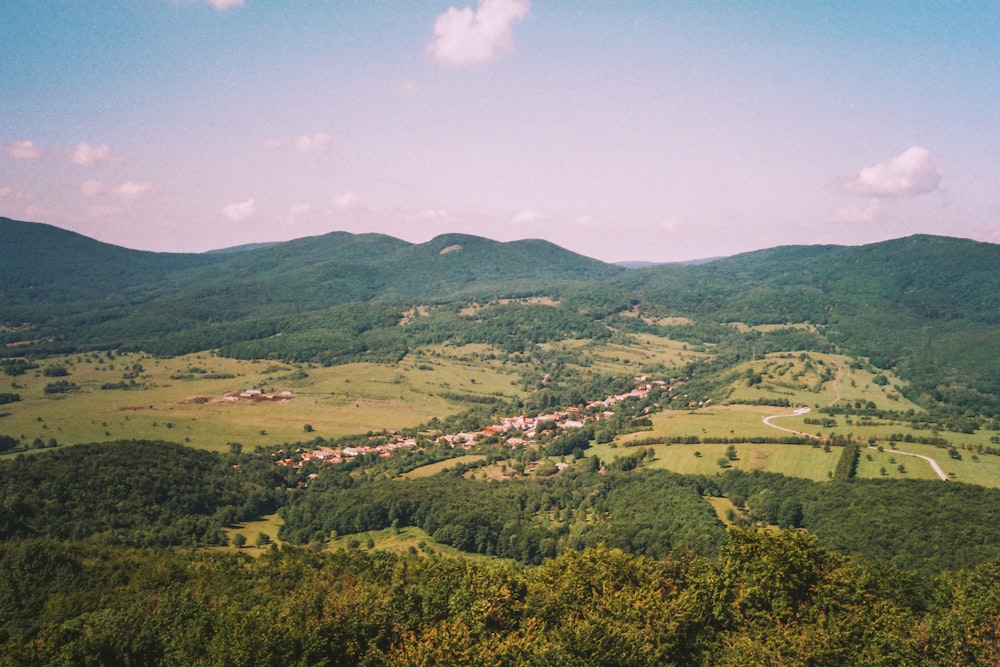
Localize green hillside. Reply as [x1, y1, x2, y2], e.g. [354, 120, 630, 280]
[620, 235, 1000, 413]
[2, 218, 999, 415]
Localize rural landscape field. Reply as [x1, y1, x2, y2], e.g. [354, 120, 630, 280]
[3, 218, 1000, 663]
[5, 1, 1000, 664]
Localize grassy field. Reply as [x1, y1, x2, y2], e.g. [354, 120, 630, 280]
[590, 441, 839, 481]
[401, 454, 486, 479]
[221, 513, 285, 555]
[6, 344, 1000, 489]
[0, 348, 524, 452]
[725, 352, 914, 410]
[855, 441, 1000, 485]
[324, 525, 506, 562]
[542, 334, 706, 376]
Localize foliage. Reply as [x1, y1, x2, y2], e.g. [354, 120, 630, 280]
[1, 531, 999, 665]
[279, 467, 725, 563]
[714, 469, 1000, 573]
[0, 441, 287, 547]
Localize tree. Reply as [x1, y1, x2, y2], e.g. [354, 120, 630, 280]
[231, 533, 247, 548]
[777, 499, 804, 529]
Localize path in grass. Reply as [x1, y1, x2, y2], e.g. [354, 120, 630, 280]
[875, 446, 949, 481]
[761, 407, 818, 440]
[761, 407, 949, 481]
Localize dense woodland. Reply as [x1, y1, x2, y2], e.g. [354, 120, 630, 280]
[3, 219, 1000, 663]
[2, 531, 999, 665]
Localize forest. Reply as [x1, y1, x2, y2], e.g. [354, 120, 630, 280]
[2, 530, 999, 666]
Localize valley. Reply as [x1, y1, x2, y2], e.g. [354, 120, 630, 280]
[3, 219, 1000, 664]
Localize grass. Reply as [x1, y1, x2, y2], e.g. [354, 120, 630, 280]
[6, 344, 1000, 489]
[856, 441, 1000, 486]
[220, 513, 284, 555]
[707, 496, 740, 526]
[542, 334, 706, 376]
[401, 454, 486, 479]
[591, 441, 839, 481]
[1, 348, 525, 452]
[724, 352, 915, 411]
[325, 525, 507, 563]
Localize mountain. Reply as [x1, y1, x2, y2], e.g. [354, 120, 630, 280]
[2, 218, 998, 414]
[616, 235, 1000, 412]
[0, 218, 621, 354]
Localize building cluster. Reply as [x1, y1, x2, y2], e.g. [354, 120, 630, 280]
[274, 376, 676, 469]
[224, 389, 294, 403]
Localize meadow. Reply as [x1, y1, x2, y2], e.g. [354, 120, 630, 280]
[1, 347, 525, 452]
[6, 343, 1000, 489]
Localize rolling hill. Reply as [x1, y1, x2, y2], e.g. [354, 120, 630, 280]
[2, 217, 999, 414]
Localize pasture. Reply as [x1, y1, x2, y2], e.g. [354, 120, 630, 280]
[401, 454, 486, 479]
[1, 348, 524, 452]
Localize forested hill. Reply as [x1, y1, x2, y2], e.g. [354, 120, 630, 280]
[619, 234, 1000, 409]
[621, 234, 1000, 325]
[2, 218, 999, 411]
[0, 218, 619, 307]
[0, 218, 621, 352]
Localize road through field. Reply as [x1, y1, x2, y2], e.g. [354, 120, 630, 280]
[876, 446, 949, 481]
[761, 408, 949, 481]
[761, 407, 819, 439]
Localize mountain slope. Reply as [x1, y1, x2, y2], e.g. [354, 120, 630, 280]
[0, 219, 621, 352]
[622, 235, 1000, 410]
[2, 218, 998, 413]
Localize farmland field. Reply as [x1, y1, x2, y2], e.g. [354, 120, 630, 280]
[0, 348, 525, 452]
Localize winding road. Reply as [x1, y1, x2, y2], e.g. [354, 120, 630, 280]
[761, 408, 949, 481]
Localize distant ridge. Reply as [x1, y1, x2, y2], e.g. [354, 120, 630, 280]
[2, 217, 999, 414]
[206, 241, 281, 254]
[615, 257, 722, 269]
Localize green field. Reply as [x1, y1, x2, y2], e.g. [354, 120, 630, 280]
[324, 525, 506, 562]
[6, 344, 1000, 488]
[0, 348, 524, 452]
[725, 351, 914, 410]
[401, 454, 487, 479]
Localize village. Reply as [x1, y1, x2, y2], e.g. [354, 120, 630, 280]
[274, 377, 679, 468]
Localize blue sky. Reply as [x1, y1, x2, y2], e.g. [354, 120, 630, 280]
[2, 1, 998, 262]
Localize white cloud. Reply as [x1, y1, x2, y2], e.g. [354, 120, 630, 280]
[222, 198, 256, 221]
[419, 208, 450, 220]
[294, 132, 332, 155]
[262, 138, 283, 151]
[116, 181, 154, 200]
[70, 143, 120, 167]
[513, 208, 544, 224]
[426, 0, 531, 67]
[1, 140, 44, 160]
[658, 216, 686, 231]
[846, 146, 941, 198]
[80, 180, 105, 198]
[0, 186, 33, 200]
[832, 199, 885, 224]
[205, 0, 244, 9]
[80, 180, 153, 201]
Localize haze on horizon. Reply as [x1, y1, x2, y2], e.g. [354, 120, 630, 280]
[2, 1, 998, 263]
